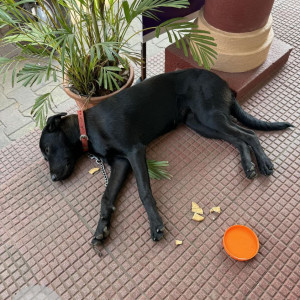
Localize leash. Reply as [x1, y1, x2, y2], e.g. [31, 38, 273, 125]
[88, 154, 109, 187]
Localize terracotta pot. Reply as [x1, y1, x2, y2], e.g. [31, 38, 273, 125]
[63, 65, 135, 110]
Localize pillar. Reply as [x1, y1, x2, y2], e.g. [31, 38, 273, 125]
[195, 0, 275, 72]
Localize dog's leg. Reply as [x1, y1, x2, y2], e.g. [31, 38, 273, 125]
[127, 145, 164, 241]
[185, 113, 256, 179]
[206, 112, 274, 176]
[230, 123, 274, 176]
[92, 158, 130, 246]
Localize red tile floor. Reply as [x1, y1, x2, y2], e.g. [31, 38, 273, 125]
[1, 1, 299, 300]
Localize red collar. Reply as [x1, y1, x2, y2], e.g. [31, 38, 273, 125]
[78, 110, 89, 152]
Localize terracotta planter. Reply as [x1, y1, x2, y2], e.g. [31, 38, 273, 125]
[63, 65, 135, 110]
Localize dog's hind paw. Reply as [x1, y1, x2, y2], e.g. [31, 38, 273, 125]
[258, 157, 274, 176]
[261, 164, 274, 176]
[245, 163, 257, 179]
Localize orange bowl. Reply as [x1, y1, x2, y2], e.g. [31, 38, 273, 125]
[223, 225, 259, 261]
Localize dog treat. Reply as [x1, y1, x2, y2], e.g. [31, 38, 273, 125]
[192, 213, 205, 222]
[89, 168, 100, 175]
[175, 240, 183, 245]
[192, 202, 203, 214]
[210, 206, 221, 214]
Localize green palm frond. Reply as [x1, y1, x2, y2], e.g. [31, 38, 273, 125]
[31, 93, 54, 128]
[147, 160, 172, 180]
[16, 63, 57, 87]
[0, 57, 11, 67]
[0, 57, 13, 84]
[99, 66, 124, 91]
[156, 19, 217, 70]
[0, 55, 35, 86]
[0, 0, 218, 128]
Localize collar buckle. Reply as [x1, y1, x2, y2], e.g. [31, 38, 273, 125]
[77, 110, 89, 152]
[79, 134, 88, 141]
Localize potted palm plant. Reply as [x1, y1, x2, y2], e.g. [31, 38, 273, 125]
[0, 0, 217, 127]
[0, 0, 218, 180]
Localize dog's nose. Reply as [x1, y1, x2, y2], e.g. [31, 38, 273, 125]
[51, 174, 58, 181]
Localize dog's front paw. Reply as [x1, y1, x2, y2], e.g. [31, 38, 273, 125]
[151, 225, 164, 241]
[150, 218, 165, 241]
[92, 219, 110, 246]
[95, 225, 110, 241]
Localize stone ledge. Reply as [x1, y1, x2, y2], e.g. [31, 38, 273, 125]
[165, 37, 293, 102]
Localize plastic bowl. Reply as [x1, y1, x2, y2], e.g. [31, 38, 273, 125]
[223, 225, 259, 261]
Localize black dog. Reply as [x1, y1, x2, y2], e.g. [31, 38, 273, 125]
[40, 69, 293, 245]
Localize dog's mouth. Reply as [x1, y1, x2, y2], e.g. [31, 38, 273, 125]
[50, 161, 74, 181]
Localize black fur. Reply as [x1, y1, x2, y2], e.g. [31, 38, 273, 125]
[231, 100, 291, 131]
[39, 69, 293, 245]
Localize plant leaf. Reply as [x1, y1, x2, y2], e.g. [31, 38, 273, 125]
[122, 1, 131, 23]
[147, 160, 172, 180]
[31, 93, 53, 128]
[16, 64, 50, 87]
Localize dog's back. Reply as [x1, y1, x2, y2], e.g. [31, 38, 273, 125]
[87, 69, 203, 145]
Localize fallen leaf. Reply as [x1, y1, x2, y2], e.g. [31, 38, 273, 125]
[89, 168, 100, 175]
[210, 206, 221, 214]
[192, 213, 205, 222]
[175, 240, 183, 245]
[192, 202, 203, 214]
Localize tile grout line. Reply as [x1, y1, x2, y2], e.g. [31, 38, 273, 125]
[59, 179, 152, 300]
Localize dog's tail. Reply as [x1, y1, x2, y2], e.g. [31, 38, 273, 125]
[231, 95, 294, 131]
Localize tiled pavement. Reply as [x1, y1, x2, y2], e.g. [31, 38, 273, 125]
[0, 0, 299, 299]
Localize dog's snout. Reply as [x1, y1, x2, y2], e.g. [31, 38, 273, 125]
[51, 173, 58, 181]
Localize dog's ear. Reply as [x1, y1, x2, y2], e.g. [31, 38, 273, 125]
[46, 113, 67, 132]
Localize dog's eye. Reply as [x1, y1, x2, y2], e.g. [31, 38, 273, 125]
[45, 147, 49, 155]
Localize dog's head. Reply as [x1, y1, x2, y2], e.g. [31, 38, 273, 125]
[40, 113, 80, 181]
